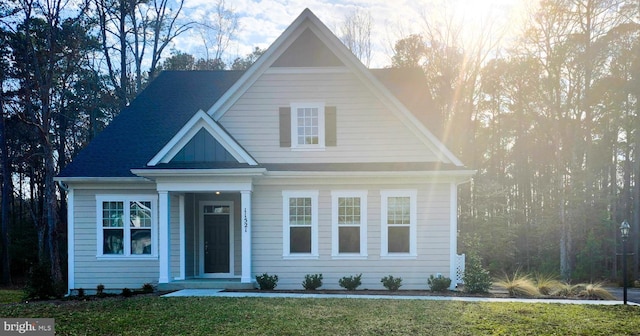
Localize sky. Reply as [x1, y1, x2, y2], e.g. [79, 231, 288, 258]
[173, 0, 535, 68]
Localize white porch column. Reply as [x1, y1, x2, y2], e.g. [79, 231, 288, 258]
[178, 194, 186, 280]
[159, 191, 170, 283]
[241, 190, 252, 283]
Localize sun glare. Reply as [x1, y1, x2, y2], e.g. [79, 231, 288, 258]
[446, 0, 532, 44]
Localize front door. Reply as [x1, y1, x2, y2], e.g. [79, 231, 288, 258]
[200, 202, 233, 276]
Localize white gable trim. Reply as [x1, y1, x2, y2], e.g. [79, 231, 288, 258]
[206, 8, 464, 167]
[147, 110, 257, 166]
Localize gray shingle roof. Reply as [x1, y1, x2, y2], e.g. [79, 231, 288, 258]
[58, 70, 244, 178]
[58, 68, 442, 178]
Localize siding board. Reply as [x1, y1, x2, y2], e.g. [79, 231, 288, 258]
[249, 180, 452, 290]
[219, 72, 440, 163]
[72, 188, 160, 290]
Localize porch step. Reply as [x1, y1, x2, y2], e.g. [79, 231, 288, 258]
[158, 279, 255, 291]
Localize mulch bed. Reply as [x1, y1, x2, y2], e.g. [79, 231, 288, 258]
[223, 289, 511, 298]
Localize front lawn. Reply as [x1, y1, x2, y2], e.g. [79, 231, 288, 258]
[0, 289, 24, 304]
[0, 295, 638, 335]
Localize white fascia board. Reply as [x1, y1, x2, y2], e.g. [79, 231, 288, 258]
[147, 110, 257, 166]
[131, 168, 266, 178]
[54, 176, 152, 184]
[264, 66, 349, 74]
[263, 169, 476, 183]
[208, 11, 315, 120]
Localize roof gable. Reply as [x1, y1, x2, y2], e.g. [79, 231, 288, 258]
[171, 128, 237, 163]
[207, 8, 464, 167]
[272, 28, 344, 67]
[148, 110, 257, 166]
[57, 71, 244, 178]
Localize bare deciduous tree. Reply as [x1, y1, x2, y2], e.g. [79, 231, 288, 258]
[339, 8, 372, 67]
[195, 0, 239, 67]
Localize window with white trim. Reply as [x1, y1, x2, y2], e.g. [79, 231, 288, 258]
[381, 190, 417, 257]
[332, 191, 367, 257]
[291, 102, 325, 148]
[97, 195, 157, 258]
[282, 191, 318, 258]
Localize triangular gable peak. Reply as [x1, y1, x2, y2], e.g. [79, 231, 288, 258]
[271, 28, 344, 67]
[147, 110, 257, 166]
[207, 8, 465, 167]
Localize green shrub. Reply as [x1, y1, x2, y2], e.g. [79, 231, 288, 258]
[255, 273, 279, 290]
[427, 274, 451, 292]
[462, 253, 492, 294]
[96, 284, 105, 297]
[339, 274, 362, 291]
[121, 288, 133, 297]
[77, 288, 85, 298]
[24, 263, 56, 300]
[302, 274, 323, 290]
[142, 283, 154, 293]
[380, 275, 402, 291]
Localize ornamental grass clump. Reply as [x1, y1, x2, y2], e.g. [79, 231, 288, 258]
[577, 283, 616, 300]
[533, 273, 563, 295]
[552, 283, 582, 297]
[495, 272, 540, 298]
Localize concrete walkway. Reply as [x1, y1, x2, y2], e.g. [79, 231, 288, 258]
[162, 289, 640, 306]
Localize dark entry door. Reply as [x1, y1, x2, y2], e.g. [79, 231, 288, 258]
[204, 214, 230, 274]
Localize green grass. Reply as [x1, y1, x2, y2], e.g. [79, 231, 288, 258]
[0, 289, 24, 304]
[0, 295, 638, 335]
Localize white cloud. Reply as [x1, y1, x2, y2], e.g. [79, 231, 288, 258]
[172, 0, 529, 68]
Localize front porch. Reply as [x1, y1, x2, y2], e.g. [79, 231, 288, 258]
[138, 170, 264, 289]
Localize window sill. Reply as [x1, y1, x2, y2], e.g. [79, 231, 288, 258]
[97, 255, 158, 261]
[331, 254, 368, 260]
[380, 254, 417, 260]
[290, 147, 326, 152]
[282, 255, 319, 260]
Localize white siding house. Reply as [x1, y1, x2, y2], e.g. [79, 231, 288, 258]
[57, 8, 474, 293]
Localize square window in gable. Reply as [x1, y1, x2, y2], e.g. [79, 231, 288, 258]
[291, 102, 325, 149]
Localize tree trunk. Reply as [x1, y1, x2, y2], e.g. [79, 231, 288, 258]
[119, 0, 128, 109]
[0, 89, 11, 285]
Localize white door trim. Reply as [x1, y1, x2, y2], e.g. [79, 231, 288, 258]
[199, 201, 234, 278]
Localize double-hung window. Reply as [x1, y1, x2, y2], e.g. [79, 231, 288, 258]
[97, 195, 157, 258]
[381, 190, 417, 258]
[282, 191, 319, 258]
[332, 191, 367, 258]
[291, 102, 325, 149]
